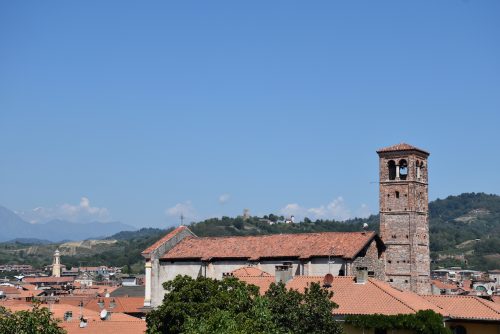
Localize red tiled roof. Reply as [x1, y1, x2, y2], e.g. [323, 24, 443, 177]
[377, 143, 429, 155]
[431, 280, 458, 290]
[231, 266, 273, 277]
[83, 297, 144, 314]
[162, 231, 376, 261]
[423, 295, 500, 321]
[238, 274, 500, 320]
[61, 320, 146, 334]
[17, 290, 45, 298]
[238, 276, 276, 294]
[236, 275, 441, 316]
[141, 226, 189, 256]
[1, 300, 146, 334]
[461, 279, 473, 291]
[230, 267, 275, 293]
[0, 286, 21, 295]
[20, 284, 37, 291]
[23, 277, 74, 284]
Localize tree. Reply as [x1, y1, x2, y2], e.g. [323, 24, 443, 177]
[0, 303, 66, 334]
[265, 282, 343, 334]
[146, 275, 344, 334]
[146, 275, 270, 334]
[345, 310, 450, 334]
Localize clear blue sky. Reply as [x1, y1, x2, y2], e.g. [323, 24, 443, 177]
[1, 1, 499, 228]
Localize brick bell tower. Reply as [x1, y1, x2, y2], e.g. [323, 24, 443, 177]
[377, 143, 431, 295]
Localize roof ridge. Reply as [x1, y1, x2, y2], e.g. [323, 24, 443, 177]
[197, 231, 375, 240]
[142, 226, 190, 255]
[368, 279, 435, 314]
[377, 143, 429, 155]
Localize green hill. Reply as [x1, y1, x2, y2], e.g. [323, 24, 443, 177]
[0, 193, 498, 274]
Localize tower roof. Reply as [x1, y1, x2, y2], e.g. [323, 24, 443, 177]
[376, 143, 429, 156]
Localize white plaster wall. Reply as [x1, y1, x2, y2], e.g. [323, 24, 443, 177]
[206, 261, 252, 279]
[151, 257, 347, 307]
[161, 261, 204, 281]
[259, 260, 301, 276]
[309, 257, 345, 276]
[152, 261, 204, 307]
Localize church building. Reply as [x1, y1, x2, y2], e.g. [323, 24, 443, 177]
[142, 143, 431, 308]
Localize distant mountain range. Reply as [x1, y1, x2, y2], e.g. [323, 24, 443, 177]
[0, 205, 135, 242]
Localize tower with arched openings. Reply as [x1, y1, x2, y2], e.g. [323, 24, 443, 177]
[377, 143, 431, 295]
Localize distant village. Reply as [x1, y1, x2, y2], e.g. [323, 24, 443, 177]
[1, 144, 499, 334]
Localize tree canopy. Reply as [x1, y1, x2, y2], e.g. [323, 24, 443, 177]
[0, 304, 66, 334]
[146, 275, 344, 334]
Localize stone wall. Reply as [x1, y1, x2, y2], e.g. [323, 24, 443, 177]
[351, 239, 385, 281]
[378, 148, 430, 295]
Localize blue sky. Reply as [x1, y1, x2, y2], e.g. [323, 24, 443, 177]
[1, 1, 499, 228]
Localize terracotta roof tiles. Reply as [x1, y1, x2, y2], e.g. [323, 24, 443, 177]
[284, 276, 441, 316]
[0, 286, 21, 295]
[431, 279, 458, 290]
[423, 295, 500, 321]
[83, 297, 144, 314]
[142, 226, 188, 256]
[162, 231, 376, 261]
[236, 275, 470, 317]
[377, 143, 429, 155]
[231, 267, 273, 277]
[23, 276, 74, 284]
[0, 300, 146, 334]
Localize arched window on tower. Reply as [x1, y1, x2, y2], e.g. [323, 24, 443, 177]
[399, 159, 408, 180]
[388, 160, 396, 180]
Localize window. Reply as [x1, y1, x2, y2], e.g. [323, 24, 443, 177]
[399, 159, 408, 180]
[451, 325, 467, 334]
[388, 160, 396, 180]
[395, 191, 400, 198]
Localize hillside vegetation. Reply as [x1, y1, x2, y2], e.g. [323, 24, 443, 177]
[0, 193, 499, 273]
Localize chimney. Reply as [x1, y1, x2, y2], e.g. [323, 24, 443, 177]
[355, 267, 368, 284]
[275, 263, 293, 284]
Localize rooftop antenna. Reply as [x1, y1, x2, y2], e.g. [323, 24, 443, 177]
[180, 213, 185, 226]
